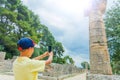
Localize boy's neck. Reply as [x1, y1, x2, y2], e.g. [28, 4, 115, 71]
[20, 49, 30, 57]
[19, 47, 33, 57]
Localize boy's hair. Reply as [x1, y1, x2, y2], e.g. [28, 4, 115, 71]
[17, 37, 35, 51]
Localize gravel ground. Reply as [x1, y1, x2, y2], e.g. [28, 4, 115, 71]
[0, 74, 44, 80]
[0, 74, 14, 80]
[0, 73, 87, 80]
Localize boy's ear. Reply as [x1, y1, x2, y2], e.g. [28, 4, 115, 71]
[18, 46, 22, 51]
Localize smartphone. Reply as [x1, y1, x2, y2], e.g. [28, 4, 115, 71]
[48, 46, 52, 52]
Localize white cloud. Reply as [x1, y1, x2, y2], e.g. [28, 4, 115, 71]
[21, 0, 112, 67]
[21, 0, 90, 67]
[36, 9, 69, 30]
[49, 0, 91, 13]
[21, 0, 28, 5]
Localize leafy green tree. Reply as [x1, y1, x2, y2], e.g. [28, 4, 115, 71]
[104, 0, 120, 74]
[63, 55, 74, 64]
[0, 45, 4, 51]
[111, 61, 120, 74]
[0, 0, 6, 7]
[6, 0, 21, 11]
[0, 5, 18, 58]
[0, 0, 74, 65]
[81, 61, 90, 70]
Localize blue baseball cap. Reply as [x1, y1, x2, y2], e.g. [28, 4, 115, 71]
[17, 37, 35, 50]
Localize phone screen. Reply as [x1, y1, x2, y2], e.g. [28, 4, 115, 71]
[48, 46, 52, 52]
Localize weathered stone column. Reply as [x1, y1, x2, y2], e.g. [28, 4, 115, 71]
[89, 0, 112, 74]
[0, 52, 6, 72]
[0, 52, 6, 61]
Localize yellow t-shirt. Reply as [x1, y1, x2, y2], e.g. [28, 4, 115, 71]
[13, 57, 45, 80]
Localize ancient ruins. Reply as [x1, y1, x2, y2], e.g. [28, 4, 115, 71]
[0, 0, 114, 79]
[89, 0, 112, 74]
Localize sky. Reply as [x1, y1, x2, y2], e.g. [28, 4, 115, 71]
[21, 0, 113, 67]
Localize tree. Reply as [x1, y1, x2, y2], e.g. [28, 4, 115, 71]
[81, 61, 90, 70]
[104, 0, 120, 74]
[0, 3, 18, 58]
[0, 0, 74, 65]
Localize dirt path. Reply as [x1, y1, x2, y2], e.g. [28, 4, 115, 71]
[63, 73, 87, 80]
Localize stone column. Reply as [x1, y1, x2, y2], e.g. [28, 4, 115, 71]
[0, 52, 6, 61]
[0, 52, 6, 72]
[89, 0, 112, 74]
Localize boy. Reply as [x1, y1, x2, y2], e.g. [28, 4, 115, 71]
[13, 37, 53, 80]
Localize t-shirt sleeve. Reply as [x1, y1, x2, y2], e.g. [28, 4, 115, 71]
[30, 60, 45, 72]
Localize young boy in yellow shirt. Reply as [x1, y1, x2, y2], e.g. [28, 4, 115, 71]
[13, 37, 53, 80]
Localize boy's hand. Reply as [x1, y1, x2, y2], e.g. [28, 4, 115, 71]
[43, 51, 49, 56]
[45, 52, 53, 65]
[49, 52, 53, 56]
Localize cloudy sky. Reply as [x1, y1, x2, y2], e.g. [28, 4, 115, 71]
[21, 0, 113, 67]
